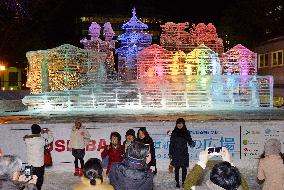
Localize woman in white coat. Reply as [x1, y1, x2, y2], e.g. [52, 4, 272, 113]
[23, 124, 53, 190]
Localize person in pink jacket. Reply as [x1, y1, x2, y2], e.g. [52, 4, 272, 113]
[257, 138, 284, 190]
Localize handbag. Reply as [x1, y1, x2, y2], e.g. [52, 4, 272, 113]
[44, 140, 52, 167]
[168, 160, 174, 173]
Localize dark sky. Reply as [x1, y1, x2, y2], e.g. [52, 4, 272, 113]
[0, 0, 233, 65]
[80, 0, 231, 25]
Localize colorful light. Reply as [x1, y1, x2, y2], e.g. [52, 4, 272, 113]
[160, 22, 224, 54]
[24, 16, 273, 110]
[137, 44, 221, 78]
[26, 44, 106, 94]
[116, 8, 152, 80]
[222, 44, 257, 75]
[80, 22, 116, 79]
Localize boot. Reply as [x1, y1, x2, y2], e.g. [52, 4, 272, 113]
[74, 168, 79, 176]
[176, 182, 180, 188]
[78, 168, 84, 177]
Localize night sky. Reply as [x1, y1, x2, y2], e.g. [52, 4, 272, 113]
[80, 0, 231, 24]
[1, 0, 283, 66]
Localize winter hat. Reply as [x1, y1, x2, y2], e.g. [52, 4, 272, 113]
[264, 138, 281, 156]
[126, 129, 135, 138]
[31, 124, 41, 134]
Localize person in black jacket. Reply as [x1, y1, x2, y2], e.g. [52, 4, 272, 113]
[169, 118, 195, 188]
[136, 127, 157, 174]
[109, 141, 154, 190]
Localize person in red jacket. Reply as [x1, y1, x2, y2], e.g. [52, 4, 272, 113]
[101, 132, 125, 174]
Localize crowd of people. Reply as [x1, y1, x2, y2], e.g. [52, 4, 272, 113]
[0, 118, 283, 190]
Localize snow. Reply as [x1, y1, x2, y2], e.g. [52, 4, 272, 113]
[42, 168, 262, 190]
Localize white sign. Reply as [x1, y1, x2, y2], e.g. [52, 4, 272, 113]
[1, 121, 283, 171]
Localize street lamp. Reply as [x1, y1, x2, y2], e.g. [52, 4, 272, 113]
[0, 65, 5, 90]
[0, 65, 5, 71]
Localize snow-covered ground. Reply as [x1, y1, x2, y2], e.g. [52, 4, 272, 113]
[42, 168, 262, 190]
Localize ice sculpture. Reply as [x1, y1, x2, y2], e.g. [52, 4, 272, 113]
[80, 22, 102, 51]
[23, 14, 273, 112]
[137, 44, 221, 78]
[26, 44, 106, 94]
[80, 22, 116, 79]
[116, 8, 152, 80]
[160, 22, 224, 55]
[137, 44, 171, 78]
[222, 44, 257, 75]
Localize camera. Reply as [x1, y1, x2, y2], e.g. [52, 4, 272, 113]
[24, 165, 33, 177]
[42, 128, 48, 131]
[145, 144, 150, 151]
[208, 147, 222, 156]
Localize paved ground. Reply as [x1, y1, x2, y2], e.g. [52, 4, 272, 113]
[43, 169, 262, 190]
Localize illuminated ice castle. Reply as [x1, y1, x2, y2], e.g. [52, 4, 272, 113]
[22, 10, 273, 112]
[116, 8, 152, 80]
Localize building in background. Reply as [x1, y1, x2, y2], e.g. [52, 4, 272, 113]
[76, 14, 163, 44]
[0, 66, 23, 90]
[255, 36, 284, 106]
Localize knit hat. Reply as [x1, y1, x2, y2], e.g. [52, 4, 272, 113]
[264, 138, 281, 156]
[126, 129, 135, 138]
[31, 124, 41, 134]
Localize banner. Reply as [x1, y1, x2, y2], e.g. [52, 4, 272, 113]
[0, 121, 283, 171]
[241, 121, 284, 159]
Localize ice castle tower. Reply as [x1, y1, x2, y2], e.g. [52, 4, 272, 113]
[116, 8, 152, 80]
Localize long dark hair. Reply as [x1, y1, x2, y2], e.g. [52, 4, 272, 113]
[110, 132, 121, 143]
[260, 152, 284, 164]
[137, 127, 150, 140]
[172, 118, 188, 136]
[172, 118, 195, 147]
[174, 118, 187, 129]
[83, 158, 103, 185]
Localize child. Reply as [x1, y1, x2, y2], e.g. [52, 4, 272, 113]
[70, 119, 91, 176]
[101, 132, 125, 174]
[169, 118, 195, 188]
[123, 129, 136, 152]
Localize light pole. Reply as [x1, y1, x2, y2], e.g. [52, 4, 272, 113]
[0, 65, 6, 90]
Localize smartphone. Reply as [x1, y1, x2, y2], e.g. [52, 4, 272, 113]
[208, 147, 215, 154]
[145, 144, 150, 151]
[208, 147, 222, 155]
[24, 165, 33, 177]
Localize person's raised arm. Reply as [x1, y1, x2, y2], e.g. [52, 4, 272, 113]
[45, 128, 54, 144]
[184, 149, 212, 190]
